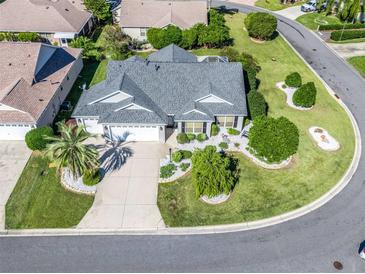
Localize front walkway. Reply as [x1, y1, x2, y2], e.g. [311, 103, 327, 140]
[78, 141, 169, 230]
[0, 141, 31, 229]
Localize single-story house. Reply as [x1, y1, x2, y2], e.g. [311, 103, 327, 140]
[0, 42, 83, 140]
[0, 0, 93, 47]
[117, 0, 208, 41]
[73, 44, 247, 143]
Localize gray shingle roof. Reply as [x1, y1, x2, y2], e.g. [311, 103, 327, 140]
[73, 45, 247, 125]
[148, 44, 198, 63]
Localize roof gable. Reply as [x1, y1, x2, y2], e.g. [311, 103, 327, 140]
[148, 44, 197, 63]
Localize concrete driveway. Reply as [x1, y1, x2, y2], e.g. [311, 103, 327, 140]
[0, 141, 31, 229]
[327, 42, 365, 58]
[275, 6, 305, 20]
[78, 142, 169, 230]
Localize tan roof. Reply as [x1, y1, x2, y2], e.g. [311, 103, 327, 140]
[0, 0, 92, 33]
[120, 0, 208, 29]
[0, 42, 81, 124]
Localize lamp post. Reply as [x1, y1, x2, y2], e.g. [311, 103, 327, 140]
[169, 148, 172, 163]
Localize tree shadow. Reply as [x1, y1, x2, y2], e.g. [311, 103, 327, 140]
[98, 139, 134, 175]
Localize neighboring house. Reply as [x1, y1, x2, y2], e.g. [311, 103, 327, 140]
[117, 0, 208, 41]
[0, 0, 93, 47]
[0, 42, 83, 140]
[73, 44, 247, 143]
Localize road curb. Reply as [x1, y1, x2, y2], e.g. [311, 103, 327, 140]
[0, 7, 361, 238]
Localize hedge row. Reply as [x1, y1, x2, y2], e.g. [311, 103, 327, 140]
[319, 23, 365, 31]
[0, 32, 40, 42]
[330, 29, 365, 41]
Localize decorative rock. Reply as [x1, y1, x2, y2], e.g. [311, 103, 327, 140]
[201, 193, 231, 204]
[309, 127, 340, 151]
[61, 168, 96, 195]
[276, 82, 313, 111]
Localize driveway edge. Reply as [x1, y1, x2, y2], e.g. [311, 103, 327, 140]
[0, 11, 361, 237]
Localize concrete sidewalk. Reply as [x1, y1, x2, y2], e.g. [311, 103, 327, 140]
[0, 142, 31, 229]
[275, 6, 305, 20]
[78, 142, 168, 230]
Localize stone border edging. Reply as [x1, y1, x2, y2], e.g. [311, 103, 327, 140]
[0, 11, 361, 237]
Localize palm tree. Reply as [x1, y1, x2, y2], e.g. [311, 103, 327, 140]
[45, 122, 99, 179]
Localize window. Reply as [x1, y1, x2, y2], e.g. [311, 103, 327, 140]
[194, 122, 203, 133]
[184, 122, 204, 133]
[185, 122, 194, 133]
[216, 116, 237, 127]
[217, 116, 225, 126]
[225, 117, 234, 127]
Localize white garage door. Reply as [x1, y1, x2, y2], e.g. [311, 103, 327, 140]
[83, 119, 103, 134]
[0, 124, 33, 140]
[110, 125, 160, 142]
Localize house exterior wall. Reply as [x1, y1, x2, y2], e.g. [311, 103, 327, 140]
[122, 27, 148, 41]
[37, 57, 83, 126]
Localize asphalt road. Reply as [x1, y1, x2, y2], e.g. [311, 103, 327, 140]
[1, 3, 365, 272]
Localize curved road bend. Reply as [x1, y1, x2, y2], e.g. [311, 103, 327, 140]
[1, 3, 365, 272]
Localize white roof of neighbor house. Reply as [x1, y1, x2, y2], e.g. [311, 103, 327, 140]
[0, 0, 92, 34]
[120, 0, 208, 29]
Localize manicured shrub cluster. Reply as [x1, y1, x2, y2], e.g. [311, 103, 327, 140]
[248, 116, 299, 163]
[292, 82, 317, 108]
[318, 23, 365, 31]
[177, 133, 189, 144]
[192, 146, 238, 198]
[227, 128, 240, 135]
[25, 126, 54, 151]
[211, 124, 220, 136]
[285, 72, 302, 88]
[330, 29, 365, 41]
[247, 91, 267, 119]
[219, 142, 229, 150]
[160, 164, 177, 179]
[0, 32, 40, 42]
[172, 151, 183, 163]
[244, 12, 277, 41]
[172, 150, 193, 163]
[83, 169, 101, 186]
[196, 133, 207, 142]
[147, 9, 231, 49]
[187, 133, 196, 141]
[180, 162, 191, 172]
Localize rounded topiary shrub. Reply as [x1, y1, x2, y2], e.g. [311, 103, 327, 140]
[187, 133, 196, 141]
[180, 150, 192, 159]
[177, 133, 189, 144]
[248, 116, 299, 163]
[196, 133, 207, 142]
[292, 82, 317, 108]
[25, 126, 54, 151]
[219, 142, 229, 150]
[211, 124, 220, 136]
[83, 169, 101, 186]
[247, 91, 267, 119]
[244, 12, 277, 41]
[172, 151, 183, 163]
[285, 72, 302, 88]
[227, 128, 240, 135]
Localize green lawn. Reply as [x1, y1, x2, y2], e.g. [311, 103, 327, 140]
[6, 153, 94, 229]
[296, 12, 341, 30]
[158, 13, 355, 227]
[54, 60, 107, 123]
[348, 56, 365, 77]
[255, 0, 304, 11]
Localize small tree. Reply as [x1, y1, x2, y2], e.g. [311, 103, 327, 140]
[285, 72, 302, 88]
[25, 126, 54, 151]
[69, 36, 99, 60]
[180, 27, 198, 49]
[102, 25, 131, 60]
[293, 82, 317, 108]
[147, 26, 182, 49]
[45, 122, 99, 179]
[248, 116, 299, 163]
[244, 12, 277, 41]
[192, 146, 238, 198]
[84, 0, 111, 21]
[18, 32, 39, 42]
[247, 91, 267, 119]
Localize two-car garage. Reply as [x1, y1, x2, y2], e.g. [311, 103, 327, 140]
[0, 124, 34, 140]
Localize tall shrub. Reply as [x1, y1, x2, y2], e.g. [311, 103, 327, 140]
[244, 12, 277, 41]
[292, 82, 317, 108]
[248, 116, 299, 163]
[285, 72, 302, 88]
[25, 126, 54, 151]
[247, 91, 267, 119]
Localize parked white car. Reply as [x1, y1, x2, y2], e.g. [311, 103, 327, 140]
[301, 0, 317, 12]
